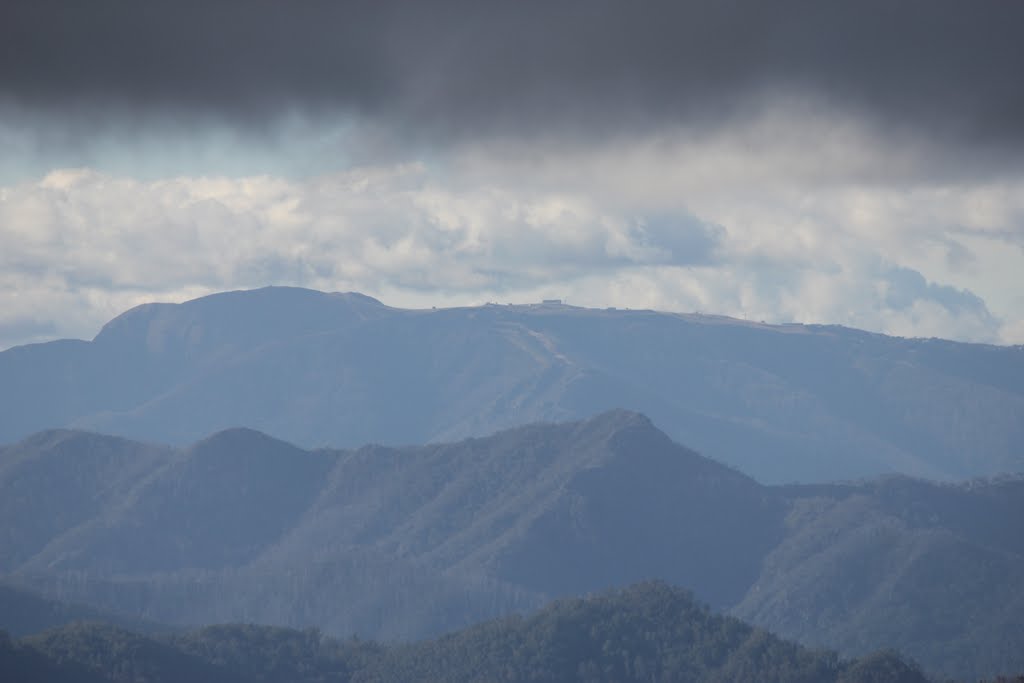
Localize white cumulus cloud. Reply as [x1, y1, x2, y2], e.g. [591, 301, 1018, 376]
[2, 105, 1023, 350]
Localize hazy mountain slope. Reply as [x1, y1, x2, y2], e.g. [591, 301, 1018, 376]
[14, 555, 544, 644]
[2, 413, 1022, 677]
[0, 583, 169, 638]
[734, 477, 1024, 680]
[3, 412, 774, 638]
[0, 288, 391, 445]
[484, 416, 783, 606]
[1, 287, 1022, 482]
[0, 430, 172, 570]
[74, 310, 588, 449]
[259, 411, 781, 609]
[18, 429, 336, 574]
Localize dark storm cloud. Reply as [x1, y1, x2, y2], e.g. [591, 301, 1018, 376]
[2, 0, 1023, 150]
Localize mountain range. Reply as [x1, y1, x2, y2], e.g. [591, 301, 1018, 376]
[2, 412, 1022, 680]
[2, 286, 1022, 483]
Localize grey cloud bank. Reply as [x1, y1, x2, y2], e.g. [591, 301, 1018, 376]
[3, 0, 1023, 157]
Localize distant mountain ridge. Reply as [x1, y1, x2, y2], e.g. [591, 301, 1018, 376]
[2, 412, 1022, 679]
[1, 286, 1022, 483]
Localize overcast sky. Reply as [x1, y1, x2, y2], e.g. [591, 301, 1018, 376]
[2, 0, 1023, 349]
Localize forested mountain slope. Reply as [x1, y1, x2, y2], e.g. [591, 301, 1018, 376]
[3, 583, 933, 683]
[2, 286, 1022, 483]
[2, 412, 1022, 679]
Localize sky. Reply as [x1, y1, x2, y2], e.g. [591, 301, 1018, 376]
[2, 0, 1024, 349]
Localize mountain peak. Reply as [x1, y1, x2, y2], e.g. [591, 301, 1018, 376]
[329, 290, 385, 306]
[585, 408, 653, 430]
[92, 286, 392, 356]
[575, 410, 670, 452]
[188, 426, 303, 457]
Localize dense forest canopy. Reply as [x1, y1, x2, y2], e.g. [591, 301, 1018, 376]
[1, 582, 947, 683]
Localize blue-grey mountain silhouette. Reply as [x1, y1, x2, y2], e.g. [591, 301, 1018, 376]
[1, 286, 1021, 483]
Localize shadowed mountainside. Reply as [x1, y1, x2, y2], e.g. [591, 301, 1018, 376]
[1, 412, 1021, 679]
[1, 286, 1022, 483]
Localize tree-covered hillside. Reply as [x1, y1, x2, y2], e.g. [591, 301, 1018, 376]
[2, 413, 1022, 679]
[3, 582, 938, 683]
